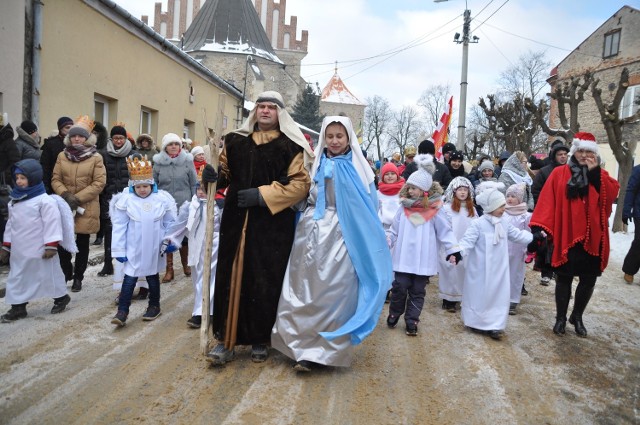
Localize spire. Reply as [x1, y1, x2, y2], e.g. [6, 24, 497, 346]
[320, 69, 365, 106]
[181, 0, 282, 63]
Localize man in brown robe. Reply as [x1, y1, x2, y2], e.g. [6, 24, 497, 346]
[203, 91, 313, 365]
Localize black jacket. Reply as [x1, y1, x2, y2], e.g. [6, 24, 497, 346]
[98, 148, 136, 217]
[402, 160, 452, 189]
[40, 134, 66, 194]
[0, 124, 19, 186]
[531, 144, 569, 205]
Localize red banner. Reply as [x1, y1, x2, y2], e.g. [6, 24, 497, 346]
[433, 96, 453, 161]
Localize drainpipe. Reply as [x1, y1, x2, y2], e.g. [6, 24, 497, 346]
[31, 0, 44, 124]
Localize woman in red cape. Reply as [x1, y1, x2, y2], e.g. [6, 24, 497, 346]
[530, 132, 619, 338]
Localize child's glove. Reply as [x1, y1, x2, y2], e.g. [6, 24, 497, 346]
[237, 188, 266, 208]
[42, 246, 58, 259]
[115, 257, 128, 263]
[527, 231, 546, 254]
[446, 252, 462, 265]
[0, 246, 10, 265]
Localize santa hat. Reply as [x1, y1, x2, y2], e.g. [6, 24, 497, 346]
[570, 132, 598, 156]
[406, 154, 435, 192]
[476, 188, 506, 213]
[506, 183, 526, 203]
[162, 133, 182, 151]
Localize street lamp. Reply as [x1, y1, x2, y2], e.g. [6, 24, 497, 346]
[434, 1, 479, 150]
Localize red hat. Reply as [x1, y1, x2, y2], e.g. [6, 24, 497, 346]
[381, 162, 399, 178]
[570, 132, 598, 155]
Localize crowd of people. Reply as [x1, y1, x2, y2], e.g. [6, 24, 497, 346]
[0, 92, 624, 375]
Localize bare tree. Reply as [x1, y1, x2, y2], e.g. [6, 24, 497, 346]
[591, 67, 640, 232]
[387, 105, 422, 160]
[363, 95, 392, 161]
[499, 50, 552, 102]
[417, 83, 453, 134]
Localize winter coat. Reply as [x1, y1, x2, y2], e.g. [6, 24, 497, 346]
[51, 134, 106, 234]
[40, 134, 66, 194]
[153, 149, 197, 207]
[136, 147, 158, 164]
[98, 146, 136, 218]
[402, 159, 452, 189]
[623, 164, 640, 220]
[498, 154, 534, 211]
[0, 124, 20, 185]
[15, 127, 41, 160]
[531, 144, 569, 205]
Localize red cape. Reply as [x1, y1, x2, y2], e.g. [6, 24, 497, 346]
[530, 165, 619, 272]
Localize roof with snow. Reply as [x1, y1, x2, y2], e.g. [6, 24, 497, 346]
[181, 0, 282, 63]
[320, 71, 366, 106]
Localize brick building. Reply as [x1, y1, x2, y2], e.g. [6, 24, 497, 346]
[547, 5, 640, 176]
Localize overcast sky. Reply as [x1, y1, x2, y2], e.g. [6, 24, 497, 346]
[117, 0, 632, 112]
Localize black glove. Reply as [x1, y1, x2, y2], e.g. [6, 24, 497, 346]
[276, 174, 290, 185]
[527, 232, 545, 253]
[202, 164, 218, 184]
[446, 252, 462, 264]
[622, 215, 629, 226]
[215, 198, 225, 210]
[237, 188, 265, 208]
[61, 191, 80, 211]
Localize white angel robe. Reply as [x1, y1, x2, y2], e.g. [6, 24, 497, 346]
[437, 203, 477, 302]
[377, 192, 401, 231]
[458, 215, 533, 331]
[110, 189, 176, 278]
[388, 207, 459, 277]
[4, 194, 74, 304]
[504, 211, 532, 304]
[165, 196, 219, 316]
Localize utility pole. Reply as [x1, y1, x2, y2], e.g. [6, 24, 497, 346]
[453, 8, 479, 150]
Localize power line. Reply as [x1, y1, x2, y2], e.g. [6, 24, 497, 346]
[478, 27, 515, 67]
[471, 0, 496, 22]
[471, 0, 510, 33]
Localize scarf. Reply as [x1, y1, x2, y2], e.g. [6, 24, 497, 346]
[378, 178, 405, 196]
[64, 144, 97, 162]
[400, 194, 443, 226]
[505, 202, 528, 216]
[483, 214, 505, 245]
[106, 139, 133, 158]
[313, 151, 393, 344]
[193, 159, 207, 173]
[566, 156, 589, 199]
[9, 182, 46, 202]
[501, 168, 533, 186]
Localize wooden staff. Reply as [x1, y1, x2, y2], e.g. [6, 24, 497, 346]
[200, 112, 219, 355]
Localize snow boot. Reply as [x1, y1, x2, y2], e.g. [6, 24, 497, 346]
[206, 343, 235, 366]
[553, 276, 571, 336]
[1, 304, 28, 323]
[97, 260, 114, 277]
[162, 253, 174, 283]
[71, 278, 82, 292]
[51, 294, 71, 314]
[179, 246, 191, 277]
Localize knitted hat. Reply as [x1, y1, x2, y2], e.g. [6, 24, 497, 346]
[442, 143, 456, 155]
[418, 139, 435, 155]
[20, 120, 38, 135]
[406, 154, 435, 191]
[570, 132, 598, 155]
[110, 125, 127, 138]
[67, 116, 94, 139]
[57, 116, 74, 130]
[450, 150, 464, 161]
[191, 145, 204, 157]
[445, 176, 475, 202]
[381, 162, 399, 178]
[162, 133, 182, 151]
[476, 188, 506, 213]
[506, 183, 526, 203]
[478, 160, 494, 172]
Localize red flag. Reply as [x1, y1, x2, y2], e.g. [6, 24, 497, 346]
[433, 96, 453, 161]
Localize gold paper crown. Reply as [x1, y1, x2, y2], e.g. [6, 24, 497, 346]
[126, 155, 154, 182]
[74, 115, 95, 133]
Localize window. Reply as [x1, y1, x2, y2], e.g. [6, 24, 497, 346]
[183, 120, 195, 140]
[603, 30, 620, 58]
[94, 93, 116, 126]
[620, 85, 639, 119]
[140, 106, 157, 136]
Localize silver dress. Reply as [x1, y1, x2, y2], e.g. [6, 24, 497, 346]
[271, 179, 358, 367]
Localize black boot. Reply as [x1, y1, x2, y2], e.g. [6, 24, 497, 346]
[1, 303, 28, 322]
[98, 223, 113, 276]
[569, 278, 595, 338]
[553, 275, 572, 335]
[71, 278, 82, 292]
[97, 260, 113, 276]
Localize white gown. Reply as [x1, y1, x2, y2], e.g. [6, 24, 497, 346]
[504, 211, 531, 304]
[458, 215, 532, 331]
[377, 191, 400, 231]
[165, 196, 219, 316]
[110, 189, 176, 278]
[437, 203, 477, 302]
[4, 194, 68, 304]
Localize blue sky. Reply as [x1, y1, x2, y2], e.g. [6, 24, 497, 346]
[119, 0, 636, 112]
